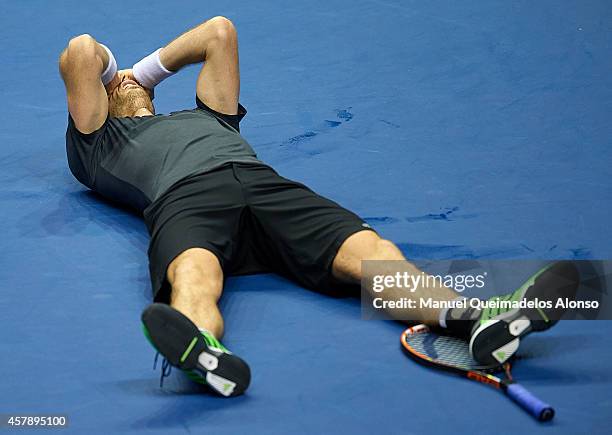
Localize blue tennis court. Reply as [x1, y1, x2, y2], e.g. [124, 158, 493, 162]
[1, 0, 611, 433]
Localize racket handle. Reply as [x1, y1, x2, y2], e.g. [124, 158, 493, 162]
[505, 383, 555, 421]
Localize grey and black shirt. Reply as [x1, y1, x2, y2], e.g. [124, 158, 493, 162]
[65, 100, 263, 212]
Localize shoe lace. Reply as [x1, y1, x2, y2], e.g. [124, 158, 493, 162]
[153, 352, 172, 388]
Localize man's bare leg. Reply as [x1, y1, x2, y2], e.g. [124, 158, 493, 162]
[331, 230, 580, 365]
[331, 230, 460, 326]
[166, 248, 225, 338]
[142, 247, 251, 396]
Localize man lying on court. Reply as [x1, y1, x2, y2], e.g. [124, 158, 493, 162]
[59, 17, 578, 397]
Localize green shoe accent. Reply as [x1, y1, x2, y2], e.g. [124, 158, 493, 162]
[199, 329, 230, 353]
[201, 333, 214, 347]
[185, 370, 207, 384]
[536, 306, 550, 323]
[142, 325, 232, 383]
[142, 322, 233, 387]
[480, 264, 551, 325]
[496, 351, 506, 361]
[180, 337, 199, 363]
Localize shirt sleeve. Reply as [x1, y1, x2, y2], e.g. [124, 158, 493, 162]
[65, 114, 109, 188]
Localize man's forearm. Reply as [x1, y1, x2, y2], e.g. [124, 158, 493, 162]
[158, 20, 220, 72]
[132, 17, 236, 99]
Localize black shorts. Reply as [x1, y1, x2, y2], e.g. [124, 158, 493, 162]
[143, 163, 373, 302]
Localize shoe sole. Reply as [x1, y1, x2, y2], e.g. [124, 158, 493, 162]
[141, 303, 251, 397]
[470, 261, 579, 365]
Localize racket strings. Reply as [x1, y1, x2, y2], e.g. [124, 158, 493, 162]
[402, 327, 553, 422]
[408, 334, 485, 369]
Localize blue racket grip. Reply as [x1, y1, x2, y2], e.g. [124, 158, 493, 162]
[506, 383, 555, 421]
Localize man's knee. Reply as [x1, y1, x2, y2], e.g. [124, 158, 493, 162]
[332, 231, 405, 282]
[371, 239, 404, 261]
[205, 16, 237, 45]
[167, 248, 223, 299]
[337, 230, 403, 261]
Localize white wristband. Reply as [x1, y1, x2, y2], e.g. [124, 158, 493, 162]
[99, 43, 117, 86]
[132, 48, 175, 89]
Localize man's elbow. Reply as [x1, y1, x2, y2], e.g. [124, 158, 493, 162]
[59, 34, 99, 75]
[205, 16, 237, 46]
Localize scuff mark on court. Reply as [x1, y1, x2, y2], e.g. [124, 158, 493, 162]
[282, 107, 353, 146]
[364, 216, 399, 224]
[404, 206, 477, 223]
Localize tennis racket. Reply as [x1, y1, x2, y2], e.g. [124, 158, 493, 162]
[400, 324, 554, 421]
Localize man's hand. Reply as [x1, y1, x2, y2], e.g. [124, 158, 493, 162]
[104, 73, 121, 96]
[105, 69, 154, 99]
